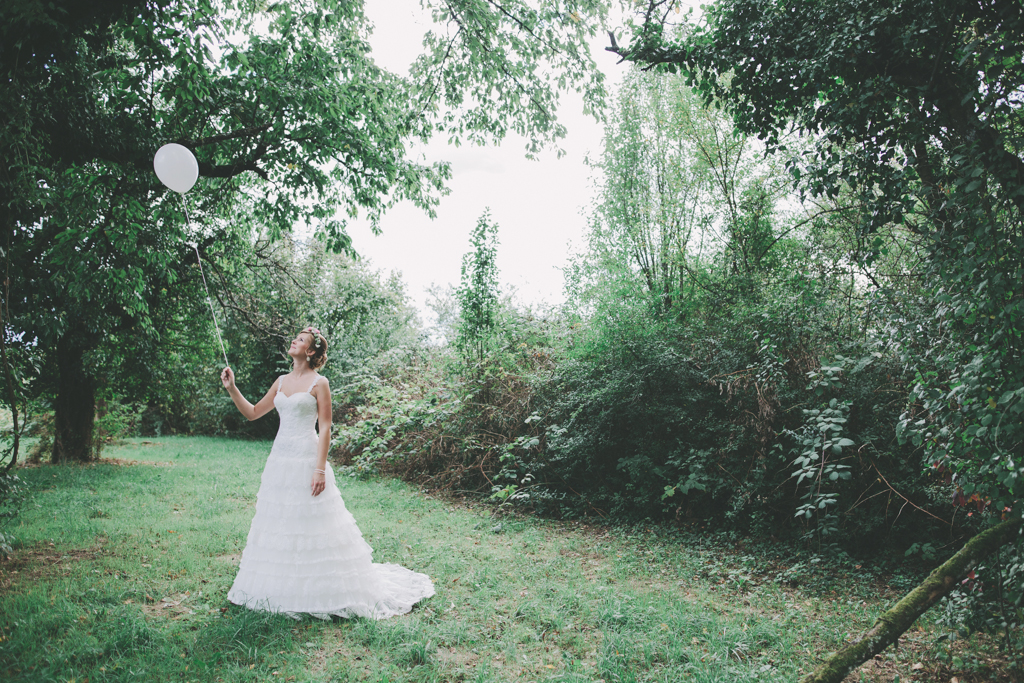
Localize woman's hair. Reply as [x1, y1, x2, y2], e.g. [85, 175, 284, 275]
[302, 327, 329, 370]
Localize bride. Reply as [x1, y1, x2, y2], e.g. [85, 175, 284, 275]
[219, 327, 435, 619]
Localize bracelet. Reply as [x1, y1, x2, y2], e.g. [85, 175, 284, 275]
[314, 469, 326, 474]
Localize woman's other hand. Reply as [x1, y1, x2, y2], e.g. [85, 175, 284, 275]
[311, 472, 326, 497]
[221, 367, 235, 389]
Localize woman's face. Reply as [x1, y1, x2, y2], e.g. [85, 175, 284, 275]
[288, 332, 312, 358]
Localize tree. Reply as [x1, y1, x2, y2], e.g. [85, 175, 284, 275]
[613, 0, 1024, 678]
[579, 68, 707, 314]
[455, 210, 501, 365]
[415, 0, 609, 157]
[556, 61, 886, 528]
[1, 0, 611, 463]
[571, 66, 789, 319]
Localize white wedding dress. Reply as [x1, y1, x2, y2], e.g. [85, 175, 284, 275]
[227, 375, 435, 619]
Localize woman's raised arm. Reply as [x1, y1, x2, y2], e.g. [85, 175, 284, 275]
[221, 368, 278, 421]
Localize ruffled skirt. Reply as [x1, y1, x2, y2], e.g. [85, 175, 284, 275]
[227, 432, 435, 619]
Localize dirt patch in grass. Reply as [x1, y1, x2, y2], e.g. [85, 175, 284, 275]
[99, 456, 175, 467]
[16, 452, 174, 469]
[139, 592, 199, 620]
[836, 629, 1021, 683]
[843, 653, 922, 683]
[303, 642, 331, 678]
[436, 646, 481, 670]
[0, 540, 106, 592]
[313, 630, 383, 680]
[216, 553, 242, 566]
[434, 643, 552, 681]
[305, 635, 374, 679]
[558, 547, 612, 582]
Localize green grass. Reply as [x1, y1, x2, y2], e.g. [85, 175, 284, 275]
[0, 437, 1010, 682]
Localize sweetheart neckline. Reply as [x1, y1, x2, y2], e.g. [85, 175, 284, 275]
[277, 374, 321, 400]
[277, 391, 316, 400]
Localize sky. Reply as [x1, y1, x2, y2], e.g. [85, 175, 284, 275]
[347, 3, 628, 318]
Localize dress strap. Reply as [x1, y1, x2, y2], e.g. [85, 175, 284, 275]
[276, 375, 286, 395]
[306, 376, 321, 394]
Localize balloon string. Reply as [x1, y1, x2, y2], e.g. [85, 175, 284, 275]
[179, 195, 230, 369]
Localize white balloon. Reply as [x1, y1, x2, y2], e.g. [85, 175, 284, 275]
[153, 143, 199, 194]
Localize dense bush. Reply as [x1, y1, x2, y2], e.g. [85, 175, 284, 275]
[335, 308, 560, 491]
[498, 286, 954, 558]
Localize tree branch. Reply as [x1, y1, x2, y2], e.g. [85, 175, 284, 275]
[197, 158, 268, 181]
[801, 517, 1022, 683]
[183, 123, 272, 148]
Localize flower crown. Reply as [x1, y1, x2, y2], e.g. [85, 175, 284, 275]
[304, 326, 323, 349]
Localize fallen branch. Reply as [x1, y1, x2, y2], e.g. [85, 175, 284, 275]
[801, 516, 1022, 683]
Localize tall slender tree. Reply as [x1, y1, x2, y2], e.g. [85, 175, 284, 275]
[456, 210, 501, 365]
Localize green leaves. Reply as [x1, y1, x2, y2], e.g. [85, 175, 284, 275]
[455, 210, 502, 366]
[412, 0, 608, 157]
[4, 0, 612, 454]
[787, 398, 854, 545]
[617, 0, 1024, 533]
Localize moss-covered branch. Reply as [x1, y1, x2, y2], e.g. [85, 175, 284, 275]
[802, 517, 1023, 683]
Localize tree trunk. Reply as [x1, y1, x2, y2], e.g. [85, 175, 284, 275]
[0, 223, 17, 471]
[51, 337, 96, 463]
[802, 517, 1023, 683]
[0, 325, 18, 472]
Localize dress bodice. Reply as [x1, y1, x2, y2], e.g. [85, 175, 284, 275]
[273, 375, 321, 441]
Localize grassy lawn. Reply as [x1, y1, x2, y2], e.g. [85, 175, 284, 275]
[0, 437, 1012, 683]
